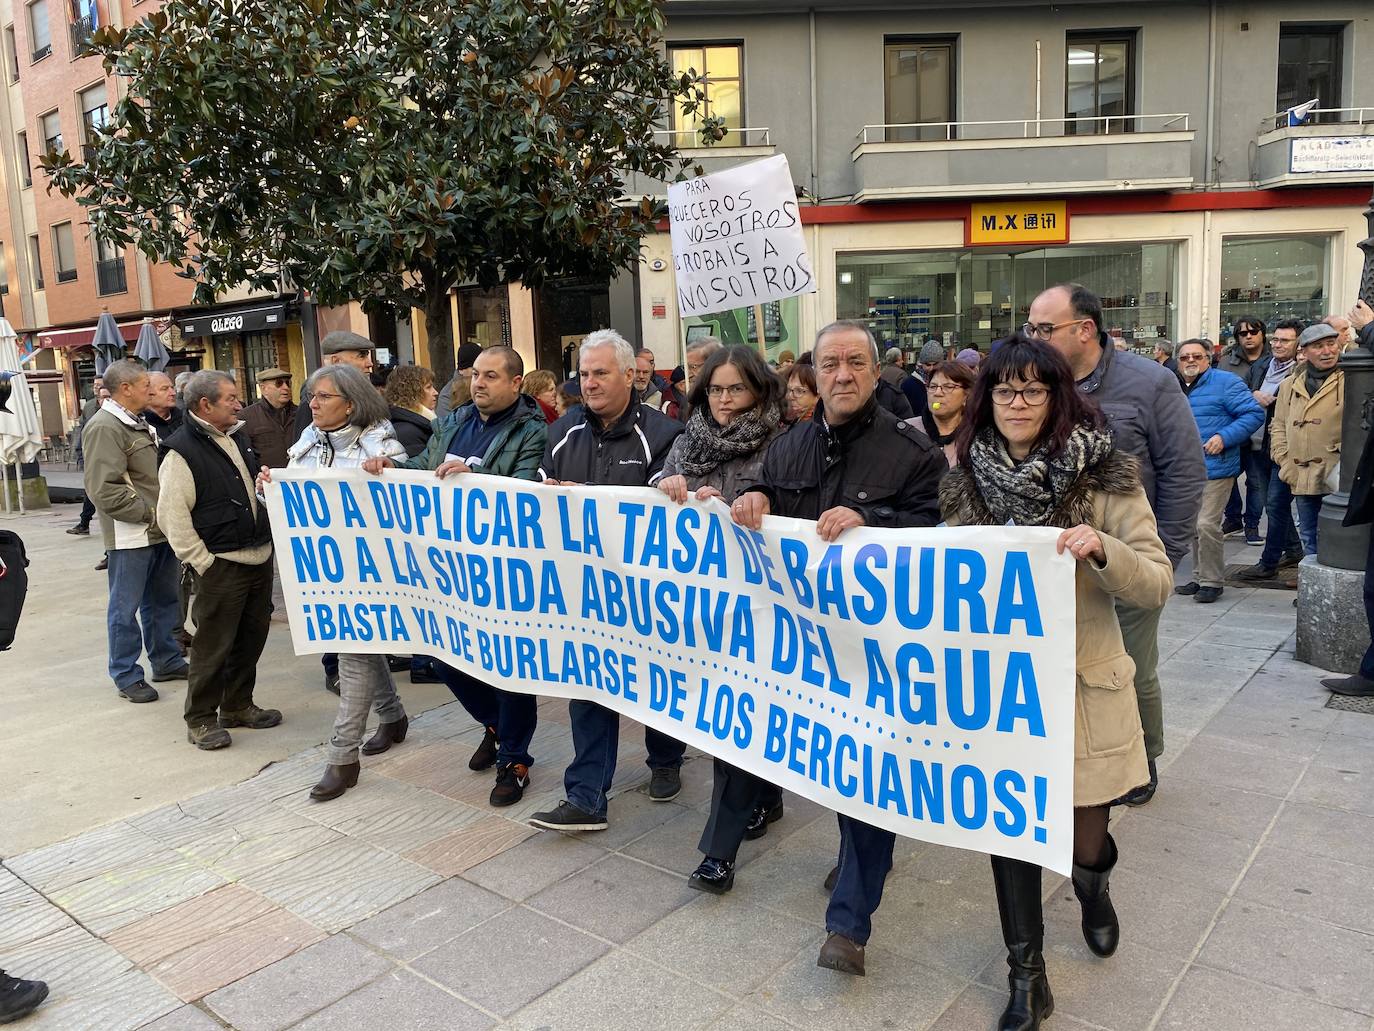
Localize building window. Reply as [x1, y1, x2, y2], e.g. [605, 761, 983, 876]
[26, 0, 50, 61]
[28, 234, 42, 290]
[1065, 32, 1135, 135]
[0, 247, 8, 296]
[78, 82, 105, 162]
[39, 109, 61, 156]
[669, 43, 743, 145]
[1219, 234, 1330, 332]
[16, 130, 31, 188]
[243, 331, 278, 385]
[51, 221, 76, 282]
[68, 0, 96, 53]
[883, 38, 955, 143]
[4, 26, 19, 82]
[1277, 24, 1343, 124]
[94, 235, 125, 294]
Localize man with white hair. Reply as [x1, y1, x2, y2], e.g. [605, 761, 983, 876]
[529, 329, 685, 831]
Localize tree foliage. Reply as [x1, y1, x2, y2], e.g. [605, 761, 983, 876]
[45, 0, 714, 381]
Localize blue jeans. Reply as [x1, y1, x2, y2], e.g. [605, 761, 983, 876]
[1295, 494, 1326, 556]
[1259, 462, 1301, 568]
[1224, 444, 1267, 531]
[564, 701, 685, 818]
[825, 815, 895, 945]
[106, 542, 183, 690]
[434, 659, 538, 767]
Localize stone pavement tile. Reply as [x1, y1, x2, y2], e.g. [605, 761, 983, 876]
[527, 853, 695, 943]
[410, 905, 609, 1017]
[1170, 639, 1279, 671]
[407, 701, 485, 740]
[927, 984, 1100, 1031]
[1157, 964, 1370, 1031]
[703, 1003, 799, 1031]
[863, 866, 1005, 979]
[371, 739, 480, 798]
[1113, 811, 1256, 894]
[1193, 711, 1332, 761]
[1311, 733, 1374, 775]
[1158, 657, 1259, 695]
[627, 895, 822, 996]
[1045, 865, 1222, 962]
[128, 784, 282, 848]
[203, 934, 393, 1031]
[276, 771, 439, 826]
[1291, 764, 1374, 817]
[1198, 898, 1374, 1015]
[331, 790, 488, 853]
[349, 878, 511, 961]
[293, 969, 494, 1031]
[188, 816, 343, 882]
[504, 948, 732, 1031]
[460, 830, 605, 901]
[245, 747, 331, 801]
[0, 877, 76, 952]
[2, 924, 131, 995]
[751, 942, 964, 1031]
[1133, 777, 1282, 843]
[405, 814, 537, 877]
[727, 834, 832, 926]
[137, 1004, 227, 1030]
[1164, 736, 1308, 798]
[106, 883, 278, 967]
[1328, 710, 1374, 740]
[618, 808, 710, 873]
[7, 821, 168, 893]
[49, 856, 226, 936]
[1265, 802, 1374, 871]
[1235, 845, 1374, 934]
[17, 968, 180, 1031]
[672, 754, 716, 809]
[241, 838, 440, 932]
[578, 788, 694, 851]
[143, 906, 326, 1002]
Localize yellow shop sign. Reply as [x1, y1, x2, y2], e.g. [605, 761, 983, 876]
[966, 201, 1070, 246]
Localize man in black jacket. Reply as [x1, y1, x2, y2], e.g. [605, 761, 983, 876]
[733, 320, 946, 977]
[528, 330, 684, 832]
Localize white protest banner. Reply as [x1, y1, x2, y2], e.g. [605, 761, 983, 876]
[668, 154, 816, 318]
[265, 469, 1077, 874]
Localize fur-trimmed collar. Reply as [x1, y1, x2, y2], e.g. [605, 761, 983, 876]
[940, 449, 1141, 527]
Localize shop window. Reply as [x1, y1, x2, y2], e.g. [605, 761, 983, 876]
[5, 25, 20, 81]
[94, 235, 125, 294]
[669, 43, 744, 145]
[836, 242, 1177, 353]
[39, 109, 61, 156]
[1277, 25, 1343, 123]
[51, 221, 76, 282]
[28, 233, 42, 290]
[26, 0, 50, 61]
[457, 285, 511, 350]
[1065, 31, 1135, 134]
[16, 130, 31, 188]
[78, 81, 106, 163]
[242, 331, 278, 386]
[1219, 234, 1330, 333]
[883, 38, 956, 142]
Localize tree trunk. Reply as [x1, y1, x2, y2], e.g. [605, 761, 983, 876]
[422, 272, 456, 387]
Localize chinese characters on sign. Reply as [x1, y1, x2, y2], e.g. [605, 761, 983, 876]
[966, 201, 1071, 247]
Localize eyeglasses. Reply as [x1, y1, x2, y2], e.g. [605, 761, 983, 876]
[1237, 328, 1261, 337]
[1177, 354, 1209, 364]
[785, 387, 813, 398]
[927, 383, 964, 395]
[309, 391, 344, 404]
[990, 384, 1050, 406]
[1022, 319, 1088, 340]
[706, 384, 752, 398]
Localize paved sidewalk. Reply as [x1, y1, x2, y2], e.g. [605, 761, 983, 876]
[4, 559, 1372, 1030]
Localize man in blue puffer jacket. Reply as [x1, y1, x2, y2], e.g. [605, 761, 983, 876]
[1175, 338, 1264, 603]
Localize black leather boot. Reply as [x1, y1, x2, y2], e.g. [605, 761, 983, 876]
[361, 715, 409, 756]
[310, 761, 360, 802]
[1072, 833, 1120, 957]
[991, 855, 1054, 1031]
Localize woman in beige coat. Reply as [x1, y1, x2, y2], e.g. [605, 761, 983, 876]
[941, 333, 1172, 1031]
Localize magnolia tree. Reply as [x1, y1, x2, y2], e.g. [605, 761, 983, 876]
[46, 0, 715, 382]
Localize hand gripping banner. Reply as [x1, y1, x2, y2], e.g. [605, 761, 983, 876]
[266, 469, 1078, 874]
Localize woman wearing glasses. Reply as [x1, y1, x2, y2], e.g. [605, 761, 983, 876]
[784, 363, 819, 424]
[920, 360, 974, 467]
[940, 333, 1171, 1031]
[657, 345, 788, 895]
[262, 364, 410, 802]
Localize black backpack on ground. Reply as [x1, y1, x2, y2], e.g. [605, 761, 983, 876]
[0, 529, 29, 651]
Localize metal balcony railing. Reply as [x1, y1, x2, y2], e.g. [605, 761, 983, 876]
[96, 258, 126, 295]
[1264, 107, 1374, 132]
[69, 15, 94, 55]
[856, 113, 1190, 145]
[652, 127, 772, 148]
[56, 267, 78, 284]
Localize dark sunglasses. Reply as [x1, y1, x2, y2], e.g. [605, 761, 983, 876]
[1237, 328, 1261, 337]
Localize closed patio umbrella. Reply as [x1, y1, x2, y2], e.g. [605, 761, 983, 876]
[91, 311, 126, 375]
[133, 318, 170, 372]
[0, 319, 45, 514]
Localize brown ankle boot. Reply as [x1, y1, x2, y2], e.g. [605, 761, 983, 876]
[361, 715, 409, 756]
[310, 762, 360, 802]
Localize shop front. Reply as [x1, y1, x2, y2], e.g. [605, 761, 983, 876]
[174, 297, 303, 401]
[36, 315, 188, 423]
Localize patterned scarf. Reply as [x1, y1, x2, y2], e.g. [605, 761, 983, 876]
[673, 403, 780, 478]
[968, 422, 1115, 527]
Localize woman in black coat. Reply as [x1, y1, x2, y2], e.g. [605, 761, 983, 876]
[383, 365, 438, 459]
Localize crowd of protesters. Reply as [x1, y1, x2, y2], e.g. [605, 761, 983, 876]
[23, 282, 1370, 1031]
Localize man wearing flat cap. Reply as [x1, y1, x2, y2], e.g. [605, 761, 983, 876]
[293, 331, 377, 441]
[241, 368, 297, 470]
[1270, 322, 1345, 556]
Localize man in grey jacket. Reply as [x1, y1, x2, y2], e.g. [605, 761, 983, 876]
[1028, 284, 1206, 805]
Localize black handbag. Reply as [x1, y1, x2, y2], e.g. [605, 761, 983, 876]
[0, 529, 29, 651]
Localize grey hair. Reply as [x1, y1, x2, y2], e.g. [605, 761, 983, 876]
[579, 329, 636, 372]
[815, 320, 880, 365]
[685, 335, 722, 358]
[306, 363, 390, 428]
[102, 359, 148, 394]
[883, 346, 902, 364]
[184, 371, 234, 413]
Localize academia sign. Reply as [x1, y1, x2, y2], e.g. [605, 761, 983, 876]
[266, 470, 1078, 874]
[667, 154, 817, 318]
[1290, 136, 1374, 174]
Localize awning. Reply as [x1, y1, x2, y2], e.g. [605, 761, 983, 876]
[176, 299, 294, 338]
[37, 317, 169, 351]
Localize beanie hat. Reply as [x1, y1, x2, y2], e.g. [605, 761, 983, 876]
[456, 342, 483, 371]
[918, 340, 944, 364]
[956, 348, 981, 367]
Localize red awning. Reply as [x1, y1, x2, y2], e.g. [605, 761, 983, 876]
[37, 318, 168, 351]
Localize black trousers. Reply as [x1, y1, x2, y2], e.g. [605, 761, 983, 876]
[697, 757, 782, 862]
[184, 558, 272, 726]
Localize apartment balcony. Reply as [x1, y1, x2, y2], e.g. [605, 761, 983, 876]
[1253, 108, 1374, 188]
[850, 114, 1195, 202]
[622, 127, 776, 198]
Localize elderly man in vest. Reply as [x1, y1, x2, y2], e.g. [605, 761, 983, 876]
[158, 370, 282, 750]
